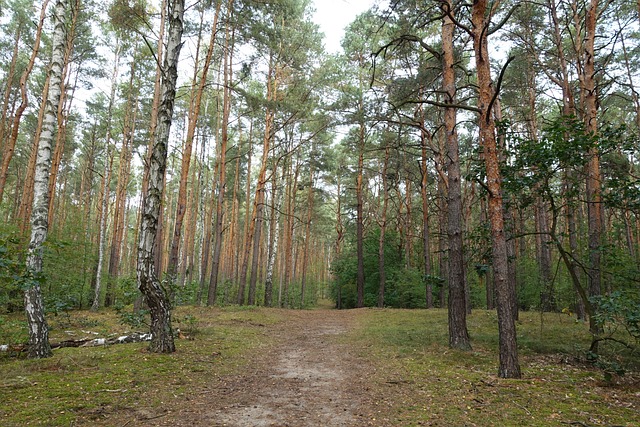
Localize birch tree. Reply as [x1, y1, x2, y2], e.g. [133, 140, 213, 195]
[136, 0, 185, 353]
[24, 0, 68, 359]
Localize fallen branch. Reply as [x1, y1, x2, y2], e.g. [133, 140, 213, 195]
[1, 333, 152, 354]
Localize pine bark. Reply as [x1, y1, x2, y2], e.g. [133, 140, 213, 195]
[472, 0, 520, 377]
[169, 0, 223, 282]
[443, 1, 470, 350]
[377, 144, 390, 308]
[583, 0, 603, 342]
[208, 8, 234, 304]
[105, 57, 137, 307]
[300, 146, 315, 307]
[0, 0, 50, 206]
[356, 121, 365, 308]
[91, 150, 113, 311]
[248, 85, 275, 306]
[419, 106, 433, 308]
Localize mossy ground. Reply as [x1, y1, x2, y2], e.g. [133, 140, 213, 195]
[0, 306, 283, 426]
[0, 306, 638, 426]
[351, 308, 639, 426]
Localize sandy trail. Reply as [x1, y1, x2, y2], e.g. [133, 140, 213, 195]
[153, 309, 377, 427]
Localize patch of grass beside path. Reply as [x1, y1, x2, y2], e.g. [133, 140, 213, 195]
[0, 306, 283, 426]
[351, 308, 640, 427]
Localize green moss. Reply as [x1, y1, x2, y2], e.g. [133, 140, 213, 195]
[0, 306, 283, 426]
[351, 308, 639, 427]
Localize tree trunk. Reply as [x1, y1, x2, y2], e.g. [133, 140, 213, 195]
[419, 105, 433, 308]
[208, 7, 234, 304]
[136, 0, 185, 354]
[282, 154, 300, 307]
[237, 126, 254, 304]
[248, 103, 275, 306]
[472, 0, 520, 378]
[377, 144, 390, 308]
[356, 121, 365, 308]
[583, 0, 603, 343]
[169, 0, 223, 283]
[106, 56, 138, 307]
[300, 144, 315, 307]
[443, 1, 470, 350]
[264, 164, 283, 307]
[0, 0, 50, 207]
[0, 27, 20, 158]
[24, 0, 68, 359]
[91, 150, 113, 311]
[334, 165, 345, 309]
[536, 197, 554, 311]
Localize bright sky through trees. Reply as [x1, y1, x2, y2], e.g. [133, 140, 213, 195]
[312, 0, 374, 53]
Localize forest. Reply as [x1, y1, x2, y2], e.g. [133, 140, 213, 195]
[0, 0, 639, 385]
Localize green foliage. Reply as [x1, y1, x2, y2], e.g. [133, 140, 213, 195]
[592, 290, 640, 344]
[0, 232, 24, 313]
[173, 280, 201, 306]
[0, 316, 28, 345]
[113, 302, 149, 329]
[175, 314, 199, 336]
[332, 228, 426, 308]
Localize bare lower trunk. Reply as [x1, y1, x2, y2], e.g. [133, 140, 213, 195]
[300, 147, 315, 307]
[583, 0, 603, 345]
[169, 2, 223, 283]
[265, 166, 283, 306]
[419, 108, 433, 308]
[207, 11, 233, 304]
[24, 0, 69, 359]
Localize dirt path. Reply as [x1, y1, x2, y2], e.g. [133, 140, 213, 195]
[154, 309, 380, 427]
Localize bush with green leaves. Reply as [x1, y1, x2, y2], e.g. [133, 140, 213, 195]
[585, 290, 640, 380]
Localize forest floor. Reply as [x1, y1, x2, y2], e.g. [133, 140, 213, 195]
[1, 304, 639, 426]
[150, 308, 381, 426]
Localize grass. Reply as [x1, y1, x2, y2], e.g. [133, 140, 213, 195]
[0, 306, 284, 426]
[0, 306, 638, 426]
[350, 308, 640, 427]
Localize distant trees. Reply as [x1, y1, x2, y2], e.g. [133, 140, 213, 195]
[0, 0, 637, 373]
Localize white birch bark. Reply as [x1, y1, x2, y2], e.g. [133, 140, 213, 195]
[136, 0, 185, 353]
[24, 0, 68, 359]
[265, 168, 284, 306]
[91, 41, 120, 311]
[91, 149, 112, 311]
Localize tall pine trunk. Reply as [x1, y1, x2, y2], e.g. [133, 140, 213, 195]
[472, 0, 520, 378]
[0, 0, 50, 207]
[208, 7, 234, 304]
[583, 0, 603, 344]
[377, 144, 390, 308]
[169, 1, 223, 282]
[443, 0, 470, 350]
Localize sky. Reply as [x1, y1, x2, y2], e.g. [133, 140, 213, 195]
[311, 0, 376, 53]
